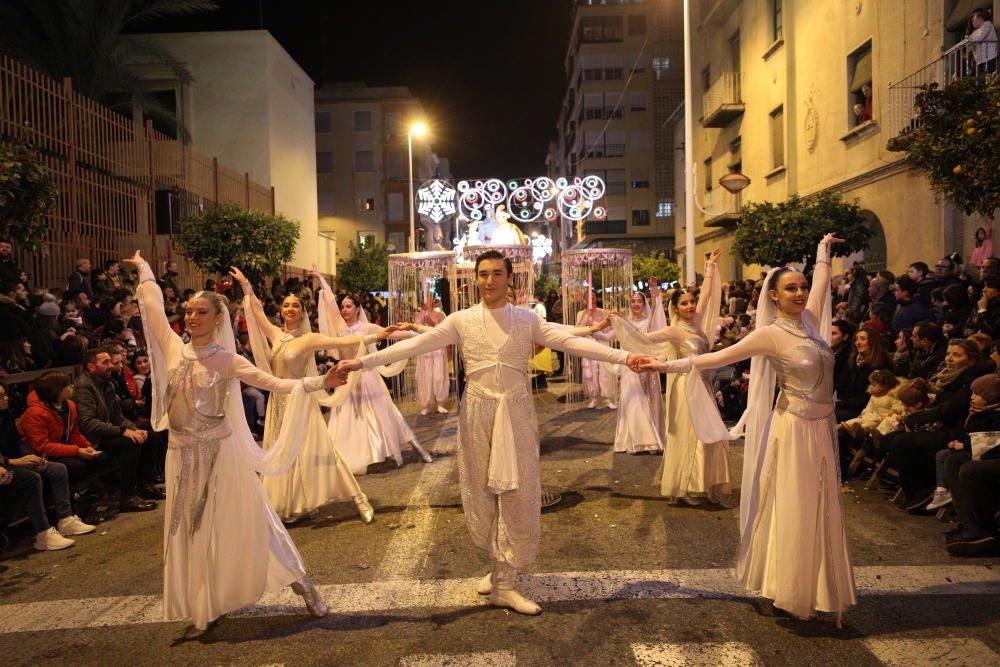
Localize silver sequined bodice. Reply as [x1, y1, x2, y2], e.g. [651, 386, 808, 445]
[461, 304, 535, 376]
[269, 334, 308, 379]
[165, 355, 228, 434]
[676, 323, 710, 358]
[771, 326, 835, 419]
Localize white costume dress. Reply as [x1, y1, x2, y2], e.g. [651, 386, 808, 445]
[314, 278, 426, 475]
[135, 261, 330, 630]
[661, 241, 856, 619]
[613, 263, 730, 500]
[576, 309, 617, 404]
[359, 303, 629, 568]
[613, 294, 667, 453]
[413, 308, 450, 411]
[241, 287, 375, 520]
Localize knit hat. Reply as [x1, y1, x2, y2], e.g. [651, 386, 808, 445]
[37, 301, 60, 317]
[971, 374, 1000, 405]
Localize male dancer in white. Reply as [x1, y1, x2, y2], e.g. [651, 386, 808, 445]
[337, 250, 651, 615]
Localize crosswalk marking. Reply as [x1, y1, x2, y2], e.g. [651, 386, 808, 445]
[863, 638, 999, 666]
[398, 650, 516, 667]
[0, 564, 996, 634]
[632, 642, 760, 667]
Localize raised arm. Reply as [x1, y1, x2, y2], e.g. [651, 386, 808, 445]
[358, 313, 462, 368]
[312, 266, 348, 335]
[231, 266, 282, 344]
[806, 235, 841, 323]
[126, 251, 182, 358]
[646, 277, 668, 331]
[535, 318, 629, 365]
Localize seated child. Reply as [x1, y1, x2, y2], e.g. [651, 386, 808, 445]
[840, 369, 901, 439]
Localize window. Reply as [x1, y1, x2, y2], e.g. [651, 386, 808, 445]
[315, 112, 331, 133]
[358, 232, 377, 247]
[585, 220, 627, 235]
[387, 192, 404, 221]
[387, 232, 406, 251]
[632, 209, 651, 226]
[384, 112, 402, 138]
[630, 53, 647, 73]
[769, 106, 785, 169]
[318, 191, 335, 215]
[653, 56, 670, 80]
[605, 130, 626, 157]
[585, 169, 626, 195]
[848, 41, 873, 127]
[316, 152, 333, 174]
[772, 0, 783, 42]
[629, 91, 648, 112]
[355, 150, 374, 172]
[361, 196, 376, 212]
[656, 201, 674, 218]
[580, 15, 624, 43]
[628, 14, 647, 36]
[631, 167, 650, 189]
[604, 54, 625, 80]
[386, 151, 406, 179]
[631, 130, 650, 151]
[581, 54, 604, 81]
[704, 158, 713, 192]
[353, 110, 372, 132]
[583, 93, 604, 120]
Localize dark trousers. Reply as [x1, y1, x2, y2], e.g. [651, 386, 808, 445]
[947, 452, 1000, 531]
[51, 452, 121, 494]
[886, 429, 958, 498]
[0, 467, 49, 534]
[96, 436, 143, 496]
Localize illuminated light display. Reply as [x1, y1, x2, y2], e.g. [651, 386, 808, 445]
[456, 175, 605, 224]
[415, 179, 457, 223]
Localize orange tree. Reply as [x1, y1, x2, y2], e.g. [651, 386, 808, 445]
[898, 73, 1000, 217]
[0, 130, 58, 252]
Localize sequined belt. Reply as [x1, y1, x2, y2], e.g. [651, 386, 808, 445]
[776, 393, 835, 421]
[466, 381, 530, 494]
[167, 422, 230, 538]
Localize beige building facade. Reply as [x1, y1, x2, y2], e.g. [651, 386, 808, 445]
[125, 31, 324, 271]
[315, 84, 444, 269]
[547, 0, 684, 255]
[676, 0, 998, 282]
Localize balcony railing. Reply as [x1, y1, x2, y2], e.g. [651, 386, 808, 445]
[887, 40, 998, 145]
[702, 72, 744, 128]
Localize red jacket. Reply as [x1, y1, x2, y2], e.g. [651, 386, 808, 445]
[18, 391, 93, 457]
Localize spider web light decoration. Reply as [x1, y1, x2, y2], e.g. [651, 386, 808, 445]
[416, 180, 457, 223]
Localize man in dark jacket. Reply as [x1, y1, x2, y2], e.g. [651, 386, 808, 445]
[909, 321, 947, 379]
[892, 277, 932, 336]
[67, 258, 94, 302]
[966, 275, 1000, 340]
[75, 347, 158, 509]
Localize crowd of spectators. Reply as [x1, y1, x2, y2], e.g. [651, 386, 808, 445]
[2, 233, 998, 560]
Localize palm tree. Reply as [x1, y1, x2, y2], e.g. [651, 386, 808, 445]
[0, 0, 218, 141]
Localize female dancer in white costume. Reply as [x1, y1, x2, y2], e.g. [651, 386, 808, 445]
[576, 306, 617, 409]
[641, 235, 855, 624]
[230, 266, 384, 524]
[127, 251, 343, 638]
[613, 278, 667, 454]
[312, 270, 432, 474]
[612, 250, 730, 504]
[413, 298, 450, 415]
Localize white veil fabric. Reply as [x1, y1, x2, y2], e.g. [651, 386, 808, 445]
[314, 280, 407, 377]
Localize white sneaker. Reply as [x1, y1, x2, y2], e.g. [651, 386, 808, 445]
[927, 488, 953, 510]
[33, 527, 75, 551]
[606, 401, 617, 409]
[587, 400, 597, 409]
[436, 405, 449, 414]
[57, 515, 96, 536]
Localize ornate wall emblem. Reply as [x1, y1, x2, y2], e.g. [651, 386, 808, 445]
[804, 88, 819, 153]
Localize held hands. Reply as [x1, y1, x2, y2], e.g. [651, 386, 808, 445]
[625, 354, 657, 373]
[324, 364, 350, 388]
[377, 324, 401, 339]
[335, 359, 363, 375]
[592, 317, 611, 332]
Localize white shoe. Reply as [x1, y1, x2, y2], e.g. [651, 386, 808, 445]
[587, 400, 597, 409]
[606, 401, 617, 409]
[436, 405, 449, 414]
[420, 409, 429, 416]
[33, 527, 74, 551]
[476, 572, 493, 595]
[57, 515, 96, 536]
[927, 488, 953, 510]
[490, 588, 542, 615]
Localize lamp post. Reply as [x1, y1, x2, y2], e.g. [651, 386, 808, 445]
[407, 121, 428, 253]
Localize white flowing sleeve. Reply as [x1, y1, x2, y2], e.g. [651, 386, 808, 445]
[360, 313, 462, 368]
[227, 354, 326, 393]
[697, 261, 722, 342]
[535, 318, 629, 364]
[134, 260, 182, 431]
[611, 317, 680, 358]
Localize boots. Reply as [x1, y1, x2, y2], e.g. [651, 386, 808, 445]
[291, 576, 329, 617]
[488, 562, 541, 615]
[354, 493, 375, 523]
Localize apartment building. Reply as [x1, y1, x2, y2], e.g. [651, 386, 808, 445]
[546, 0, 685, 255]
[314, 84, 447, 269]
[676, 0, 997, 281]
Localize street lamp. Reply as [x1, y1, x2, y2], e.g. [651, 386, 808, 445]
[408, 121, 428, 253]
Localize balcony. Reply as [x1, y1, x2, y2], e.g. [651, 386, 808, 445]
[887, 40, 998, 148]
[702, 72, 744, 128]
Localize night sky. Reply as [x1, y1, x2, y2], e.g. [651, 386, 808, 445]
[137, 0, 576, 179]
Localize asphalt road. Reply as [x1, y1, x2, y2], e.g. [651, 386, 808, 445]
[1, 382, 998, 666]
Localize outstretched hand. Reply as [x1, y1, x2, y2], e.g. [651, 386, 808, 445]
[335, 359, 363, 374]
[821, 233, 846, 246]
[637, 357, 667, 373]
[122, 249, 143, 266]
[708, 248, 721, 264]
[324, 364, 349, 389]
[378, 324, 401, 339]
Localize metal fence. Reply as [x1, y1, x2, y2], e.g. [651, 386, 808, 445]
[887, 40, 998, 141]
[0, 54, 277, 294]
